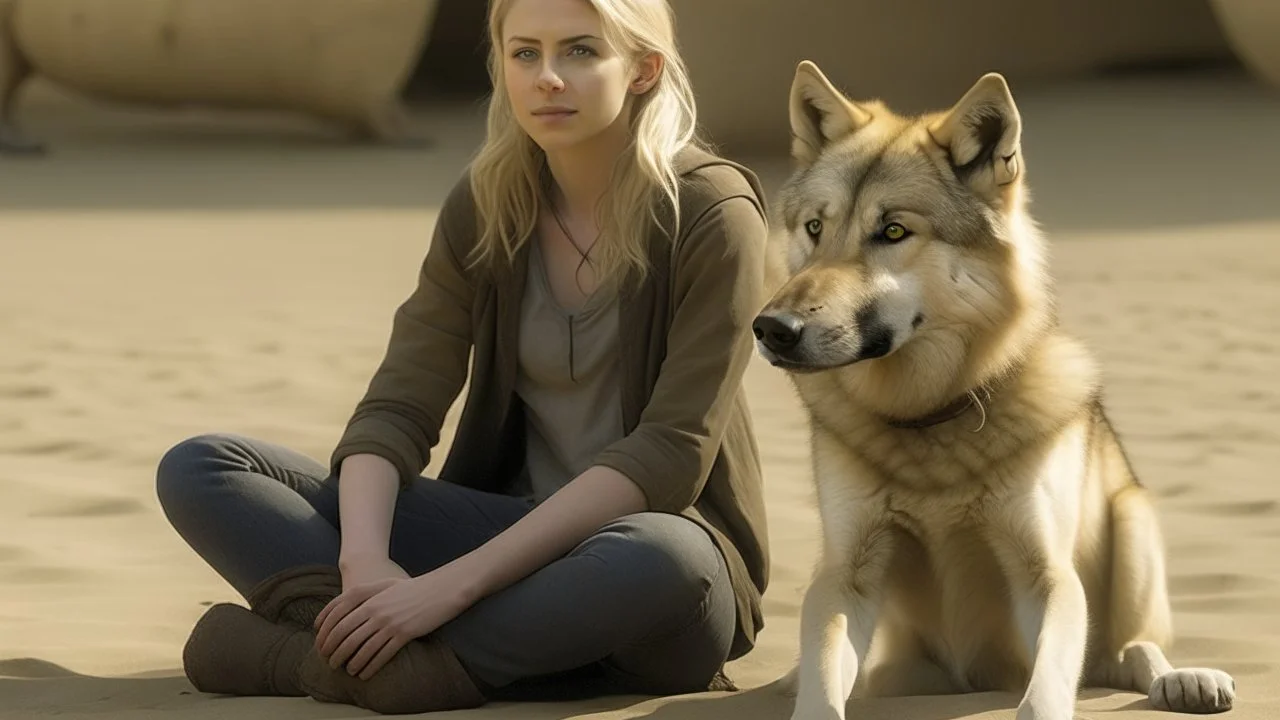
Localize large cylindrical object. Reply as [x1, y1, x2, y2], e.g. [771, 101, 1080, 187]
[9, 0, 437, 139]
[1209, 0, 1280, 91]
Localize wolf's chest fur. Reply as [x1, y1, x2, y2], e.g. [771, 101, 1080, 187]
[805, 384, 1104, 692]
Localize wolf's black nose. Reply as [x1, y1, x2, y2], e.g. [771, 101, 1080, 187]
[753, 312, 804, 352]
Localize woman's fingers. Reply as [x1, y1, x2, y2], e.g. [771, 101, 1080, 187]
[346, 627, 398, 678]
[314, 595, 341, 634]
[314, 580, 395, 653]
[327, 614, 379, 670]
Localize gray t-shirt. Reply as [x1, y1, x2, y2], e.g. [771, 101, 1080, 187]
[513, 239, 625, 503]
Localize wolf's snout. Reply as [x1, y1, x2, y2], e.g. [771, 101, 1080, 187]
[753, 312, 804, 353]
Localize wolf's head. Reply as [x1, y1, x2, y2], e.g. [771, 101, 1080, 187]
[755, 61, 1054, 416]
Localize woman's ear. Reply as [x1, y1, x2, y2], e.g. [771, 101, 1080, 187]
[630, 52, 664, 94]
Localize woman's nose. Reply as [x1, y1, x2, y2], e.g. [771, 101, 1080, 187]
[536, 61, 564, 92]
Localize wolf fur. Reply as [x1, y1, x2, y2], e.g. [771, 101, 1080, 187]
[754, 60, 1236, 720]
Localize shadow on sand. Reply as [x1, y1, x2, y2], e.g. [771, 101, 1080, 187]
[0, 656, 1210, 720]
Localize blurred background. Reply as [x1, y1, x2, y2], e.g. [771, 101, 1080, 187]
[1, 1, 1279, 717]
[1, 0, 1278, 230]
[2, 0, 1279, 221]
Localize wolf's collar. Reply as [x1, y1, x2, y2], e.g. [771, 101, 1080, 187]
[885, 394, 980, 430]
[883, 380, 1004, 432]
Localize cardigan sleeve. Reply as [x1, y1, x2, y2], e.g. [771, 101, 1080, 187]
[591, 187, 768, 513]
[328, 176, 478, 488]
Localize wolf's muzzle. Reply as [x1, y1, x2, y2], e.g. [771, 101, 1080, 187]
[752, 311, 804, 354]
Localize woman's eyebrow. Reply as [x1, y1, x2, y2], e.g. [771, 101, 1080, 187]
[506, 34, 602, 45]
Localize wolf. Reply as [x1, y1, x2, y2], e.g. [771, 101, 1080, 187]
[753, 60, 1237, 720]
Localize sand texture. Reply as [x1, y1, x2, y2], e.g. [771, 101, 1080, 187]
[2, 68, 1279, 718]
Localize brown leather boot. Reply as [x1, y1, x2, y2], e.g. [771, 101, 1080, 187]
[183, 565, 487, 713]
[296, 632, 487, 714]
[182, 602, 310, 697]
[246, 563, 343, 629]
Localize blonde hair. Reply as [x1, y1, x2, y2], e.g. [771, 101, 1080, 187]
[467, 0, 703, 286]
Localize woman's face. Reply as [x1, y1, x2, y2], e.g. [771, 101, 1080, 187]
[500, 0, 655, 152]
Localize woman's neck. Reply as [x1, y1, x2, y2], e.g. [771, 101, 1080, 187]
[543, 123, 631, 222]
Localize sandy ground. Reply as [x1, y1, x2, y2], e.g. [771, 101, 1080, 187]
[1, 67, 1279, 719]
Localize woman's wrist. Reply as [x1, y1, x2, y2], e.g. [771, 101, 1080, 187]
[426, 555, 488, 610]
[338, 547, 389, 571]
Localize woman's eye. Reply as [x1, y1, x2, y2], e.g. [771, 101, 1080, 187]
[568, 45, 595, 58]
[804, 218, 822, 239]
[512, 48, 536, 61]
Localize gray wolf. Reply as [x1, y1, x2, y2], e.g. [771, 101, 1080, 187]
[753, 60, 1237, 720]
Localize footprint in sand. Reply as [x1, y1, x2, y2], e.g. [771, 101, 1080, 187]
[1167, 570, 1280, 622]
[0, 384, 54, 399]
[0, 565, 85, 584]
[1155, 483, 1194, 499]
[1197, 499, 1279, 517]
[1169, 572, 1276, 596]
[1212, 661, 1274, 678]
[1174, 594, 1280, 614]
[29, 496, 147, 519]
[6, 439, 112, 461]
[1173, 635, 1275, 663]
[0, 361, 45, 375]
[0, 545, 30, 563]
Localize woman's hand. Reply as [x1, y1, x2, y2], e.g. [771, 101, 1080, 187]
[313, 562, 474, 680]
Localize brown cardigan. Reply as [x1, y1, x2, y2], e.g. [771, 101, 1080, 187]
[329, 146, 771, 662]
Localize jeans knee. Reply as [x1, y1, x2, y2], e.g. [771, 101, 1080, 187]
[594, 512, 726, 617]
[154, 432, 243, 517]
[595, 515, 735, 694]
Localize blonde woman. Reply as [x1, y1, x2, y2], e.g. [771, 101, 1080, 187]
[157, 0, 771, 713]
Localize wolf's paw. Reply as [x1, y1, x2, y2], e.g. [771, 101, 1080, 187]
[1150, 668, 1235, 714]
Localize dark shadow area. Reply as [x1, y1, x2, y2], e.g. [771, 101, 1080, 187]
[626, 684, 1240, 720]
[0, 657, 646, 720]
[0, 659, 205, 719]
[0, 658, 1269, 719]
[404, 0, 491, 101]
[628, 684, 1023, 720]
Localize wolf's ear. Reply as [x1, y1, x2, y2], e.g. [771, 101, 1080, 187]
[928, 73, 1022, 196]
[789, 60, 872, 167]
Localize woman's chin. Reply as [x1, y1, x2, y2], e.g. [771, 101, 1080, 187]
[529, 132, 585, 154]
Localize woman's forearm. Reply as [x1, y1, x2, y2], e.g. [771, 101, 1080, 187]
[450, 465, 649, 606]
[336, 453, 401, 568]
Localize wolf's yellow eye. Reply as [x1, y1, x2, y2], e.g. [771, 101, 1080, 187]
[882, 223, 909, 242]
[804, 218, 823, 239]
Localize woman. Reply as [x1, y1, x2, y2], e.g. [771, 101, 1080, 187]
[156, 0, 772, 713]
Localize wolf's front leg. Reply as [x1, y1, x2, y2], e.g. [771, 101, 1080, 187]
[989, 490, 1089, 720]
[790, 569, 855, 720]
[791, 521, 893, 720]
[1011, 567, 1087, 720]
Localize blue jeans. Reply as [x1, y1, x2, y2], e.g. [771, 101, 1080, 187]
[154, 432, 736, 698]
